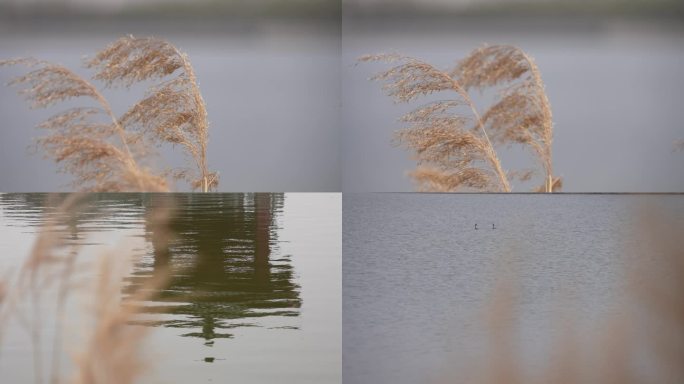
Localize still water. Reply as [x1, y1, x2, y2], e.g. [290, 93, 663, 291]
[0, 193, 341, 384]
[343, 193, 683, 384]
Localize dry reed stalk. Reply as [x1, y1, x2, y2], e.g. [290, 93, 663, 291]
[1, 35, 217, 192]
[71, 253, 169, 384]
[361, 45, 560, 192]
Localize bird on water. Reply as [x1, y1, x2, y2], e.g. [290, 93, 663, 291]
[492, 223, 496, 229]
[475, 224, 478, 230]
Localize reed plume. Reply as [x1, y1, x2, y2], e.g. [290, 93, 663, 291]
[1, 35, 217, 192]
[0, 59, 168, 192]
[361, 45, 560, 192]
[86, 36, 217, 192]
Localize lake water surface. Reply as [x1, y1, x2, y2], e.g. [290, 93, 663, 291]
[0, 193, 341, 384]
[343, 193, 683, 384]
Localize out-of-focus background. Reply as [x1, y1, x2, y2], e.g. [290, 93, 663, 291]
[343, 0, 684, 192]
[0, 0, 341, 192]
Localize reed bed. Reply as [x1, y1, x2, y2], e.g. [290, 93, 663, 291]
[1, 35, 217, 192]
[361, 45, 561, 192]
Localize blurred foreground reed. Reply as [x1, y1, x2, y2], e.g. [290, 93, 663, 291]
[0, 194, 173, 384]
[437, 204, 682, 384]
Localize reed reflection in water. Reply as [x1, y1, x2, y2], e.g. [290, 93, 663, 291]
[128, 193, 301, 343]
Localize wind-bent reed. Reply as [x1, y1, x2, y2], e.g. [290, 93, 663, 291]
[1, 35, 218, 192]
[361, 45, 561, 192]
[87, 36, 217, 192]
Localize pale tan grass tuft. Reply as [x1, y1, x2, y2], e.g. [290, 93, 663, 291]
[0, 59, 167, 192]
[459, 46, 556, 192]
[408, 165, 494, 192]
[1, 35, 217, 192]
[362, 45, 559, 192]
[533, 176, 562, 193]
[87, 36, 217, 192]
[361, 53, 510, 192]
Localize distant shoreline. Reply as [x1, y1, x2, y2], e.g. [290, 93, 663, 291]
[0, 15, 339, 38]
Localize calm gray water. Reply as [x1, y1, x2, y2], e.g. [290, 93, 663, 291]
[343, 193, 684, 384]
[0, 193, 341, 384]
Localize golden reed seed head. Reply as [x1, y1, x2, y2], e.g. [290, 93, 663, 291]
[362, 45, 559, 192]
[1, 35, 217, 192]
